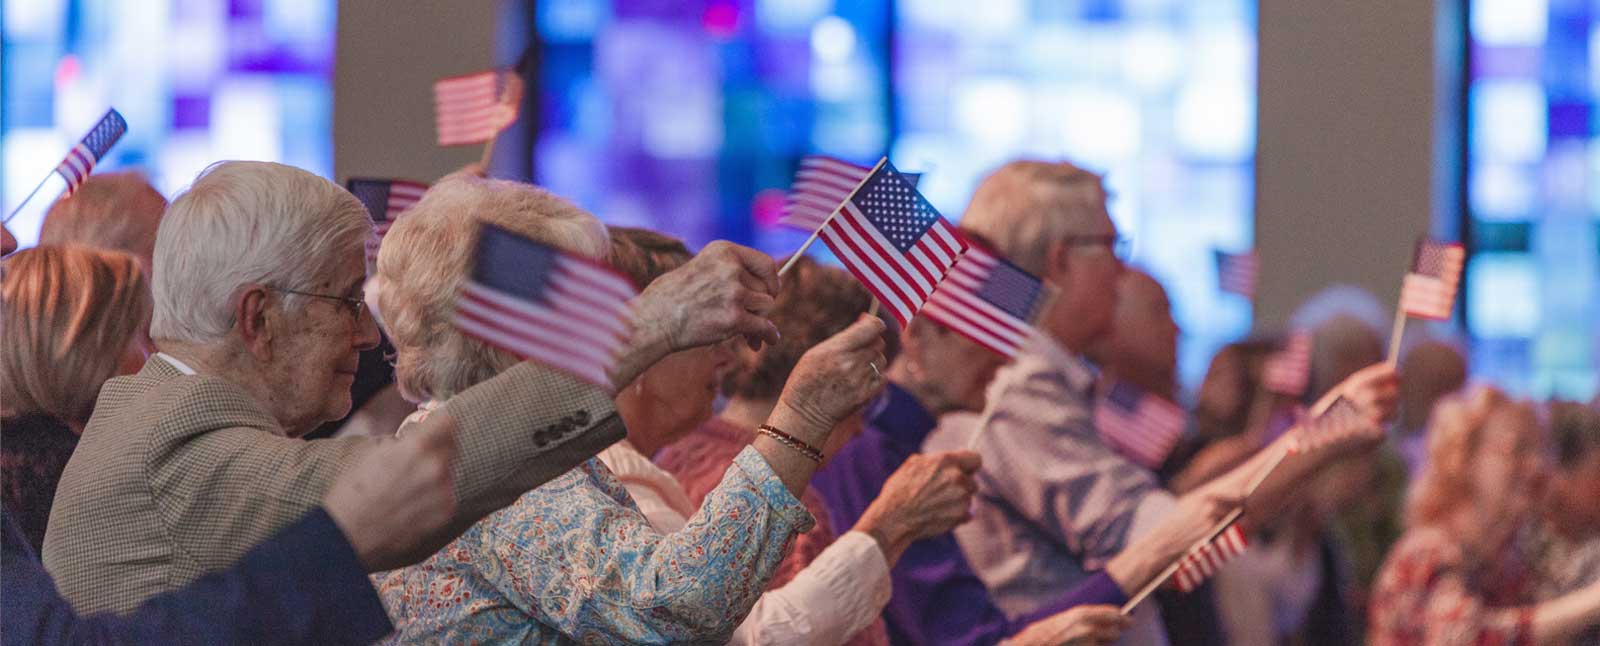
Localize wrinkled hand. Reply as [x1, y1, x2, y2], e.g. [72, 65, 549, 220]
[855, 450, 981, 564]
[634, 241, 782, 354]
[1314, 362, 1398, 425]
[1008, 605, 1129, 646]
[1164, 487, 1242, 551]
[771, 315, 887, 440]
[323, 421, 459, 571]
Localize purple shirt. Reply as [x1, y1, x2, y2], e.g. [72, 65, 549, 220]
[813, 382, 1126, 646]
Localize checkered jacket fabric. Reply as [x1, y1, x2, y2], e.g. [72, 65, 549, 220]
[42, 355, 624, 615]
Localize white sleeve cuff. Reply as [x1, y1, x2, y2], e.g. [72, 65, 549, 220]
[728, 530, 892, 646]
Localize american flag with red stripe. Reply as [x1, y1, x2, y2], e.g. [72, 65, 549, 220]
[434, 70, 523, 146]
[1172, 523, 1249, 593]
[1288, 396, 1368, 454]
[818, 159, 966, 326]
[1095, 379, 1187, 470]
[1262, 330, 1313, 397]
[453, 224, 637, 388]
[781, 155, 921, 232]
[1398, 239, 1465, 320]
[921, 243, 1047, 358]
[347, 178, 429, 236]
[54, 109, 127, 196]
[1215, 249, 1257, 298]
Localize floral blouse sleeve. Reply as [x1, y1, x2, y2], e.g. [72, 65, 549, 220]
[479, 447, 815, 644]
[1368, 529, 1534, 646]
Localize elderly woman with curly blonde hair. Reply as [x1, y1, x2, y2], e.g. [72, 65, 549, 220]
[1368, 385, 1600, 645]
[370, 176, 930, 645]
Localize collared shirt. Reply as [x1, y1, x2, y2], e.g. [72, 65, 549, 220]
[377, 409, 815, 645]
[154, 352, 197, 375]
[816, 382, 1127, 645]
[598, 440, 894, 646]
[926, 333, 1175, 645]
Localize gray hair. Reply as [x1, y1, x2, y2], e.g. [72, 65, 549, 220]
[149, 161, 372, 343]
[960, 160, 1110, 275]
[377, 176, 609, 401]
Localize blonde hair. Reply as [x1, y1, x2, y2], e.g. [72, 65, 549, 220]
[150, 161, 372, 344]
[41, 171, 168, 263]
[1405, 385, 1537, 527]
[2, 246, 152, 424]
[377, 176, 609, 401]
[960, 160, 1109, 275]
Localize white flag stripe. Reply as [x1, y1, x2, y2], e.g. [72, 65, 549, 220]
[453, 312, 613, 386]
[838, 203, 938, 299]
[555, 258, 640, 305]
[833, 205, 934, 302]
[921, 302, 1019, 356]
[820, 225, 916, 322]
[459, 288, 629, 351]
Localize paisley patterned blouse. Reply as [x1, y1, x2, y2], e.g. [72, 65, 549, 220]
[377, 405, 815, 645]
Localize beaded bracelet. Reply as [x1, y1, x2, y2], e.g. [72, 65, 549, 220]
[757, 424, 824, 463]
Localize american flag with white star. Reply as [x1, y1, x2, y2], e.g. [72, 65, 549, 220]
[347, 178, 429, 236]
[781, 155, 921, 232]
[1398, 239, 1465, 320]
[1172, 522, 1249, 593]
[1215, 249, 1257, 298]
[818, 159, 966, 325]
[1094, 379, 1187, 470]
[453, 224, 637, 388]
[54, 109, 127, 196]
[1262, 330, 1312, 397]
[921, 242, 1047, 358]
[434, 69, 522, 146]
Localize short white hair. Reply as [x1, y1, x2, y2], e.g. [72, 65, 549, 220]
[377, 176, 609, 401]
[150, 161, 372, 343]
[960, 160, 1109, 275]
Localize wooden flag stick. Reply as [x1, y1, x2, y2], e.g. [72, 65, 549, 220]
[778, 156, 888, 277]
[1120, 392, 1343, 615]
[1385, 305, 1407, 367]
[868, 298, 881, 318]
[479, 136, 497, 169]
[4, 173, 55, 225]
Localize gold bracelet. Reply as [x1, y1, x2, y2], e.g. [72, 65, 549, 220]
[757, 424, 823, 463]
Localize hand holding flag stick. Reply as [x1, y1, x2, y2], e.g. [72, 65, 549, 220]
[1120, 386, 1381, 614]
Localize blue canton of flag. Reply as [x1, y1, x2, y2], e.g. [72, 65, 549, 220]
[922, 243, 1047, 358]
[54, 109, 127, 196]
[819, 158, 966, 326]
[453, 224, 637, 388]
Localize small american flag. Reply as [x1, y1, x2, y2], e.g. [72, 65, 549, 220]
[347, 178, 429, 236]
[54, 109, 127, 196]
[1172, 523, 1249, 593]
[1262, 330, 1313, 397]
[1398, 239, 1465, 320]
[434, 70, 523, 146]
[453, 224, 637, 387]
[1215, 249, 1257, 298]
[921, 242, 1047, 358]
[1288, 396, 1367, 454]
[781, 155, 920, 232]
[819, 159, 966, 326]
[1095, 380, 1187, 471]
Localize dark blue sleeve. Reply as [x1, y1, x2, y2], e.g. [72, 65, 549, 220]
[3, 508, 391, 646]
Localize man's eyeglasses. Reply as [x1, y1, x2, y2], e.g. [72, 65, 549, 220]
[1061, 234, 1132, 260]
[271, 287, 369, 323]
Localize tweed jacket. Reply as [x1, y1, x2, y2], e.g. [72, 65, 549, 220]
[42, 355, 624, 615]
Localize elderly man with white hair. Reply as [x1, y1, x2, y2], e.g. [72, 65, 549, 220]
[43, 160, 787, 615]
[925, 160, 1402, 645]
